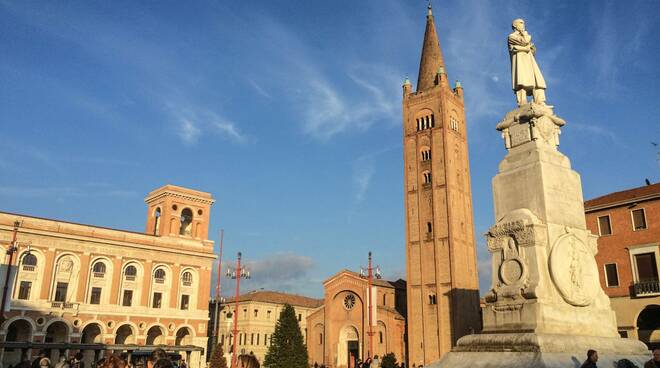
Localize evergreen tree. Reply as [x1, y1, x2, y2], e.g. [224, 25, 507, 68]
[209, 342, 228, 368]
[380, 353, 398, 368]
[264, 303, 308, 368]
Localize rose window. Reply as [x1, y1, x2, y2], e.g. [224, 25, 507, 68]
[343, 293, 356, 310]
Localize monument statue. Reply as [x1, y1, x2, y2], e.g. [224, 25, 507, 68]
[426, 18, 651, 368]
[509, 19, 547, 106]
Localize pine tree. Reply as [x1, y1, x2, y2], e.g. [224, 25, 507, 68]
[380, 353, 398, 368]
[209, 342, 228, 368]
[264, 303, 309, 368]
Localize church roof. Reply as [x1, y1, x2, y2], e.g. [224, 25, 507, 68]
[324, 269, 406, 289]
[416, 4, 446, 92]
[225, 290, 323, 309]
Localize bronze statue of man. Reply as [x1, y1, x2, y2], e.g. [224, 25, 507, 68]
[509, 19, 547, 106]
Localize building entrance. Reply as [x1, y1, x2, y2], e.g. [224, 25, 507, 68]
[347, 340, 359, 367]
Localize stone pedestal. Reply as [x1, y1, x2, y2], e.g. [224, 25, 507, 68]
[429, 103, 650, 368]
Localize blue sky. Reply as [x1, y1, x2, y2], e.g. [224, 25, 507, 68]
[2, 1, 660, 298]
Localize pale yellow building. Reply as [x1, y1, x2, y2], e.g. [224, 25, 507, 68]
[0, 185, 216, 368]
[216, 290, 323, 365]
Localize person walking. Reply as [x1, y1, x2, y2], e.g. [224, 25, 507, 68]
[645, 348, 660, 368]
[581, 350, 598, 368]
[55, 357, 70, 368]
[39, 357, 51, 368]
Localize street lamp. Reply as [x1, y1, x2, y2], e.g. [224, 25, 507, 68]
[360, 251, 382, 359]
[1, 221, 30, 323]
[226, 252, 250, 368]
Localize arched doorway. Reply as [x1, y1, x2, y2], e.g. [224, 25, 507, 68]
[146, 326, 165, 345]
[175, 327, 192, 345]
[81, 324, 103, 366]
[115, 324, 135, 344]
[45, 321, 69, 343]
[338, 325, 359, 368]
[637, 304, 660, 349]
[5, 319, 33, 365]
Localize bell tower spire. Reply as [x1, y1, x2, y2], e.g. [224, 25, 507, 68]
[403, 4, 481, 367]
[416, 2, 446, 92]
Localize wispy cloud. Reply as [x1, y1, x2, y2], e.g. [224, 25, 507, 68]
[570, 122, 625, 147]
[171, 106, 248, 145]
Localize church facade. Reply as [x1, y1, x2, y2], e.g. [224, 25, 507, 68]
[402, 5, 481, 366]
[306, 270, 406, 368]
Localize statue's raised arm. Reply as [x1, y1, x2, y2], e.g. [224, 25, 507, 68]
[509, 19, 547, 106]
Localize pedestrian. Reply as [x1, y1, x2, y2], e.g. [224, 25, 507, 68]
[98, 354, 128, 368]
[373, 355, 380, 368]
[147, 350, 169, 368]
[71, 353, 84, 368]
[39, 357, 51, 368]
[645, 348, 660, 368]
[581, 349, 598, 368]
[55, 357, 70, 368]
[364, 357, 372, 368]
[32, 352, 47, 368]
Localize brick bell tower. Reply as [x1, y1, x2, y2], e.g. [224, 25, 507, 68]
[402, 5, 481, 366]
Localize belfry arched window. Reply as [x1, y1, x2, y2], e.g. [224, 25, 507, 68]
[423, 171, 432, 184]
[180, 208, 193, 236]
[124, 265, 137, 280]
[153, 207, 161, 235]
[154, 268, 166, 283]
[182, 271, 193, 286]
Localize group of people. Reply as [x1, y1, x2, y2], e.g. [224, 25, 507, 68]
[580, 348, 660, 368]
[13, 348, 182, 368]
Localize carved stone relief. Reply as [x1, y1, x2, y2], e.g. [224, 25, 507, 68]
[549, 232, 599, 306]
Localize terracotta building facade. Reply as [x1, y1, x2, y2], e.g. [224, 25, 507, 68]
[212, 291, 322, 365]
[307, 270, 406, 368]
[585, 183, 660, 349]
[0, 185, 216, 368]
[402, 5, 480, 366]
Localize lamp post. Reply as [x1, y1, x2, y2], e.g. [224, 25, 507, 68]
[226, 252, 250, 368]
[1, 221, 24, 323]
[212, 229, 225, 346]
[360, 251, 382, 359]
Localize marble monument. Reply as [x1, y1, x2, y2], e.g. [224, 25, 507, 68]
[428, 19, 650, 368]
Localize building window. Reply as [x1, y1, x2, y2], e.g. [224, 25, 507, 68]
[298, 313, 302, 321]
[257, 334, 260, 345]
[182, 271, 193, 286]
[632, 209, 647, 231]
[180, 208, 194, 236]
[416, 114, 435, 131]
[254, 309, 258, 318]
[21, 254, 38, 272]
[382, 294, 387, 306]
[124, 265, 137, 280]
[449, 116, 459, 132]
[264, 333, 268, 346]
[251, 333, 254, 345]
[180, 294, 190, 310]
[423, 171, 432, 184]
[634, 253, 659, 282]
[421, 149, 431, 161]
[122, 290, 133, 306]
[427, 222, 433, 233]
[243, 309, 247, 319]
[267, 310, 271, 319]
[379, 331, 384, 344]
[598, 215, 612, 236]
[152, 292, 163, 308]
[92, 262, 106, 278]
[153, 207, 161, 235]
[429, 294, 437, 305]
[319, 333, 323, 345]
[18, 281, 31, 300]
[54, 282, 68, 302]
[619, 330, 629, 338]
[154, 268, 166, 283]
[90, 287, 102, 304]
[604, 264, 619, 287]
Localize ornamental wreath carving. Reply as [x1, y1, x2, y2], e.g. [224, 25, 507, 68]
[549, 232, 599, 306]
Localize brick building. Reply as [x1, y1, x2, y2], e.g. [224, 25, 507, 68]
[0, 185, 215, 368]
[402, 5, 480, 366]
[307, 270, 407, 368]
[585, 183, 660, 349]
